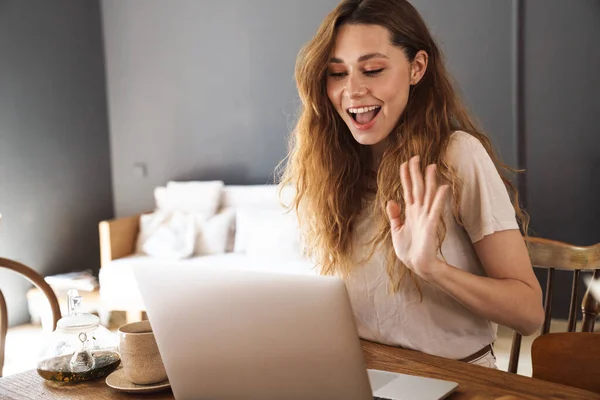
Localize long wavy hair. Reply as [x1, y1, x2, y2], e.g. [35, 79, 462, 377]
[279, 0, 528, 291]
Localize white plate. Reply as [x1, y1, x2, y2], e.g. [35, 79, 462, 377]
[105, 369, 171, 394]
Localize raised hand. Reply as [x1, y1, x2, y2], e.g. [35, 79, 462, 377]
[386, 155, 449, 282]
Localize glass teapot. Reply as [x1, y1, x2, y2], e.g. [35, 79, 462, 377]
[37, 289, 120, 383]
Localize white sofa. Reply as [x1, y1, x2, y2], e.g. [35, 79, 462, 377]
[98, 183, 316, 321]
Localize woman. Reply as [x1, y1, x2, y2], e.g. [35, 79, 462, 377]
[280, 0, 544, 368]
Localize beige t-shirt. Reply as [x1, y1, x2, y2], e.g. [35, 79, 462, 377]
[343, 131, 519, 360]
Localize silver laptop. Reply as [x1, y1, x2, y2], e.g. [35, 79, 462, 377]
[134, 265, 458, 400]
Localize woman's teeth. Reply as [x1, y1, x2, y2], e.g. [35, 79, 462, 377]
[348, 105, 380, 114]
[348, 106, 381, 124]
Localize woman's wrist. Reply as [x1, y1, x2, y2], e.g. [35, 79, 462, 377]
[419, 258, 452, 284]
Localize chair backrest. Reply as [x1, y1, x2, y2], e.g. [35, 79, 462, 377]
[531, 332, 600, 393]
[507, 237, 600, 374]
[0, 258, 61, 377]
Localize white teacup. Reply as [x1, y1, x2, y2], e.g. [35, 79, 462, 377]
[118, 320, 167, 385]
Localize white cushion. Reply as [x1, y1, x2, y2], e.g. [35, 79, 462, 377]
[221, 184, 295, 210]
[136, 211, 196, 259]
[245, 215, 303, 259]
[151, 183, 300, 257]
[156, 181, 224, 217]
[585, 276, 600, 302]
[154, 186, 167, 210]
[194, 209, 235, 256]
[99, 254, 316, 311]
[234, 207, 302, 260]
[157, 184, 295, 211]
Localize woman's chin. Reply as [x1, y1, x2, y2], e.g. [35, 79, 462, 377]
[350, 130, 388, 147]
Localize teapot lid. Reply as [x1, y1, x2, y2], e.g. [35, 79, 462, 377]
[56, 289, 100, 334]
[57, 313, 100, 334]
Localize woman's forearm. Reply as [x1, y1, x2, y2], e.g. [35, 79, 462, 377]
[427, 259, 544, 336]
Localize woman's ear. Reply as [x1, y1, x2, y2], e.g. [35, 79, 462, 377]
[410, 50, 428, 85]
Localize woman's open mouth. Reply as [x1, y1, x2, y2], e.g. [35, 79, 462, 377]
[347, 106, 381, 130]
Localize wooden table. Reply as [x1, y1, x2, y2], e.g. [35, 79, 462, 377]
[1, 340, 598, 400]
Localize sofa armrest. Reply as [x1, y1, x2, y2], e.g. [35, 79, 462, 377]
[99, 214, 142, 266]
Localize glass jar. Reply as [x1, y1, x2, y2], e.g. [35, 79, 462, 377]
[37, 289, 120, 383]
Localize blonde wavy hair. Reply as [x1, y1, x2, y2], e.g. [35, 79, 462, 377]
[279, 0, 528, 291]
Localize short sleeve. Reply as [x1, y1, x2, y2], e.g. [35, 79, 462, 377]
[444, 131, 519, 243]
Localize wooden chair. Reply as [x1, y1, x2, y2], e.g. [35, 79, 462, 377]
[508, 237, 600, 373]
[0, 258, 61, 377]
[531, 332, 600, 393]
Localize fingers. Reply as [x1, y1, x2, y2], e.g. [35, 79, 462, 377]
[386, 200, 403, 232]
[409, 156, 424, 204]
[423, 164, 437, 213]
[400, 161, 413, 205]
[401, 156, 442, 214]
[429, 184, 449, 221]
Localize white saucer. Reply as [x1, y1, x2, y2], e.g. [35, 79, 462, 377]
[106, 369, 171, 394]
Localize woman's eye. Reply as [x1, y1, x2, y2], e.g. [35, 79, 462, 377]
[328, 71, 347, 78]
[364, 68, 384, 76]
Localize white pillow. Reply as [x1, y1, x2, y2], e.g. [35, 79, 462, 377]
[194, 209, 236, 256]
[154, 186, 167, 210]
[234, 208, 303, 260]
[220, 184, 295, 210]
[159, 181, 224, 217]
[137, 211, 196, 259]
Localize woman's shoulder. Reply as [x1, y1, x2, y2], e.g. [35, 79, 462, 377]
[444, 130, 491, 168]
[446, 130, 485, 156]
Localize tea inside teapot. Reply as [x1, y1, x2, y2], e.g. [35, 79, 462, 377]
[37, 289, 120, 383]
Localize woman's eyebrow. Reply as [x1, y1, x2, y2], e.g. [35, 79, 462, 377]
[329, 52, 389, 64]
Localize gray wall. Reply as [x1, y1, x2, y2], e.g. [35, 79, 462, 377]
[102, 0, 340, 217]
[413, 0, 517, 168]
[525, 0, 600, 244]
[0, 0, 113, 325]
[102, 0, 517, 217]
[524, 0, 600, 316]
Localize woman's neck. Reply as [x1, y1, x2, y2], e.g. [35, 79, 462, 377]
[370, 140, 388, 171]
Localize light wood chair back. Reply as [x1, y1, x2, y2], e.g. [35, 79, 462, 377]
[531, 332, 600, 393]
[0, 258, 61, 377]
[508, 237, 600, 373]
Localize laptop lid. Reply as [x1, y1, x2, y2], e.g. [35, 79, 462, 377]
[134, 265, 373, 400]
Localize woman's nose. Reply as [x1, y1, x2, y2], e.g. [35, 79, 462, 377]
[345, 73, 367, 99]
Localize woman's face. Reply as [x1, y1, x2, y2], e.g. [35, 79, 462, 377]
[326, 24, 427, 155]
